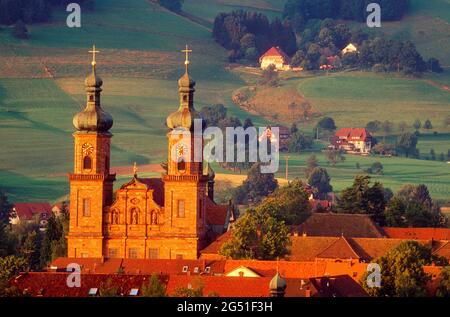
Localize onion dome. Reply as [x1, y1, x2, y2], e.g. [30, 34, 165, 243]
[85, 66, 103, 88]
[73, 103, 113, 132]
[73, 48, 113, 133]
[166, 70, 204, 131]
[178, 71, 195, 89]
[269, 272, 287, 297]
[166, 105, 203, 130]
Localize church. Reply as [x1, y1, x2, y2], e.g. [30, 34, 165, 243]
[67, 46, 234, 260]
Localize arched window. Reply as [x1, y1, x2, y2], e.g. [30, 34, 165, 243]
[183, 94, 188, 102]
[89, 95, 94, 102]
[83, 156, 92, 170]
[177, 159, 186, 172]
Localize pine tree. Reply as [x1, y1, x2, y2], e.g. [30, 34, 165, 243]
[141, 274, 167, 297]
[20, 230, 42, 271]
[40, 213, 62, 267]
[0, 190, 12, 256]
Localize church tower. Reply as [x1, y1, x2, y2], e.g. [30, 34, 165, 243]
[163, 46, 209, 258]
[67, 46, 115, 258]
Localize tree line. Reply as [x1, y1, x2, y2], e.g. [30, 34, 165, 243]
[0, 190, 69, 295]
[212, 10, 435, 75]
[222, 164, 448, 260]
[283, 0, 409, 24]
[212, 10, 296, 63]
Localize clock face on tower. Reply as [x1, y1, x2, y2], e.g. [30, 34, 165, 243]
[176, 143, 188, 158]
[82, 143, 94, 155]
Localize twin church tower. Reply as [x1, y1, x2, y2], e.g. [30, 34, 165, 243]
[67, 46, 231, 260]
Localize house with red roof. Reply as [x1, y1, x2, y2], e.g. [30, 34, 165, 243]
[331, 128, 373, 154]
[259, 46, 291, 71]
[10, 202, 52, 229]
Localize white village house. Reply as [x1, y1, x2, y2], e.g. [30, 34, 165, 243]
[341, 43, 358, 55]
[259, 46, 291, 70]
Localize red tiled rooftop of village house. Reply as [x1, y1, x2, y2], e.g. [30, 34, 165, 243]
[294, 213, 384, 238]
[205, 198, 229, 226]
[11, 272, 157, 297]
[309, 199, 331, 211]
[433, 241, 450, 260]
[310, 275, 368, 297]
[382, 227, 450, 240]
[49, 257, 225, 276]
[335, 128, 371, 141]
[13, 202, 52, 220]
[12, 272, 369, 297]
[200, 230, 232, 255]
[316, 237, 360, 260]
[223, 260, 327, 279]
[259, 46, 290, 62]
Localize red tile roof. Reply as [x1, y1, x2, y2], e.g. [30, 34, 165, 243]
[316, 237, 360, 260]
[310, 200, 331, 211]
[349, 238, 433, 261]
[335, 128, 371, 141]
[13, 202, 52, 220]
[310, 275, 368, 297]
[433, 242, 450, 260]
[200, 231, 232, 256]
[12, 272, 366, 297]
[289, 237, 343, 261]
[11, 272, 156, 297]
[382, 227, 450, 240]
[205, 197, 229, 226]
[223, 260, 327, 279]
[167, 275, 273, 297]
[259, 46, 290, 63]
[49, 258, 225, 276]
[295, 213, 384, 238]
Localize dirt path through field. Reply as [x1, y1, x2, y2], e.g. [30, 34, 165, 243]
[425, 79, 450, 93]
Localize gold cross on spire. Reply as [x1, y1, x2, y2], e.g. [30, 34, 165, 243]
[133, 162, 138, 177]
[89, 45, 100, 67]
[181, 44, 192, 72]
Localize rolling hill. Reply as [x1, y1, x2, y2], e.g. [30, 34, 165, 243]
[0, 0, 449, 202]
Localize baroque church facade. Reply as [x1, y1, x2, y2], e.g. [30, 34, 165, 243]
[67, 48, 233, 260]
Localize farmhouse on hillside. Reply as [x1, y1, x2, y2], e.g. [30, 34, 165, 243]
[341, 43, 358, 55]
[259, 46, 291, 70]
[330, 128, 373, 154]
[10, 202, 52, 229]
[320, 55, 342, 70]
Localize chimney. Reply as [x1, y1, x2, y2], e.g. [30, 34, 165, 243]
[305, 288, 311, 297]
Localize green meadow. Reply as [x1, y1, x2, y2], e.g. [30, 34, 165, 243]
[0, 0, 449, 203]
[296, 72, 450, 129]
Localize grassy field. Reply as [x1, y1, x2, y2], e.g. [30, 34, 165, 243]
[183, 0, 282, 26]
[213, 152, 450, 200]
[0, 0, 449, 203]
[296, 72, 450, 129]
